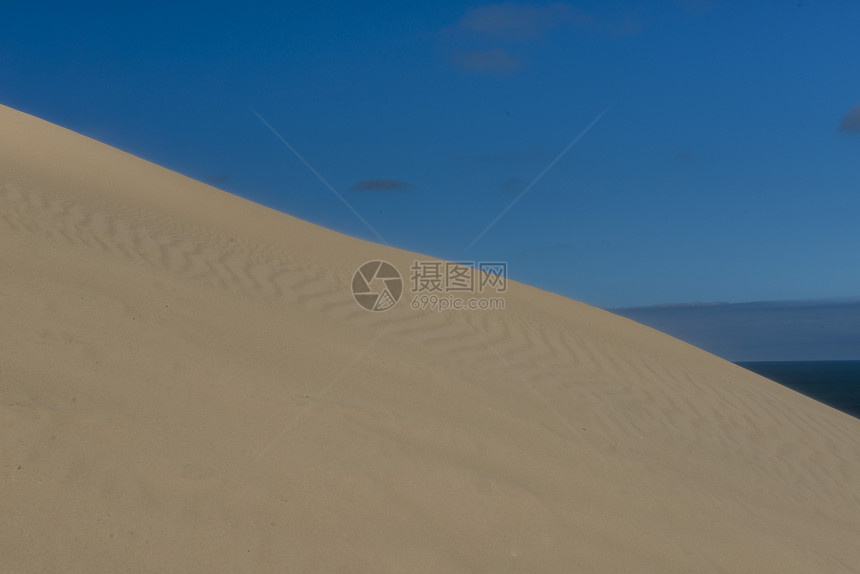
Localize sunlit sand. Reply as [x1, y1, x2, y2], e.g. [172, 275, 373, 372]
[2, 104, 858, 572]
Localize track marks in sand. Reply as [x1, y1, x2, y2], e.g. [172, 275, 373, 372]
[3, 179, 859, 503]
[0, 181, 350, 313]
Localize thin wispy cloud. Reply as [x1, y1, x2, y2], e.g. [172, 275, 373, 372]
[350, 179, 414, 192]
[457, 2, 590, 41]
[251, 108, 389, 245]
[202, 173, 230, 185]
[466, 106, 609, 249]
[444, 2, 645, 74]
[610, 299, 860, 361]
[838, 104, 860, 133]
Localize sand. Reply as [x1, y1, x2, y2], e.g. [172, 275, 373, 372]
[1, 102, 858, 573]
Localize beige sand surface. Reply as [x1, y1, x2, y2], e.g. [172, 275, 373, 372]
[1, 103, 859, 572]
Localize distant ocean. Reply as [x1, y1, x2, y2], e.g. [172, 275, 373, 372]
[737, 361, 860, 419]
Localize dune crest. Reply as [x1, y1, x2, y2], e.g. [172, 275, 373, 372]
[1, 103, 858, 573]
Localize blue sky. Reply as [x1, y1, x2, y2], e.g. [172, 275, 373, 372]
[612, 300, 860, 361]
[2, 0, 859, 308]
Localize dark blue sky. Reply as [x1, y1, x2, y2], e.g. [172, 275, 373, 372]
[612, 299, 860, 361]
[2, 1, 859, 307]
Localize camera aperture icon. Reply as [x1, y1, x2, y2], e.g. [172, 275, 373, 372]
[352, 260, 403, 312]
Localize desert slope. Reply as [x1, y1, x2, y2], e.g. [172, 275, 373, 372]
[1, 103, 858, 573]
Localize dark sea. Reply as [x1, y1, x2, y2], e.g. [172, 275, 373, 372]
[736, 361, 860, 419]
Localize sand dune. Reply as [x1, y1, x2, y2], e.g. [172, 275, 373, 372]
[1, 103, 858, 573]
